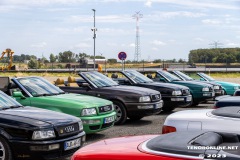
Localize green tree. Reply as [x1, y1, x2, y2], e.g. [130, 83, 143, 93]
[58, 51, 76, 63]
[107, 58, 117, 64]
[50, 53, 56, 63]
[28, 59, 38, 69]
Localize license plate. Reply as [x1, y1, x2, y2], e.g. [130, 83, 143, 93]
[104, 116, 115, 124]
[186, 96, 192, 101]
[64, 138, 81, 151]
[154, 102, 162, 109]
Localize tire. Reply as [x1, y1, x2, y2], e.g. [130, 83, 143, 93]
[128, 115, 144, 121]
[162, 105, 175, 112]
[113, 101, 127, 125]
[0, 136, 12, 160]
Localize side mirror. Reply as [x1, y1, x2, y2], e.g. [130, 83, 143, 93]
[12, 91, 26, 99]
[159, 78, 166, 82]
[200, 78, 205, 81]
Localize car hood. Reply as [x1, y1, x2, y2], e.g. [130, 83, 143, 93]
[102, 85, 160, 96]
[214, 81, 239, 87]
[32, 93, 112, 108]
[192, 80, 219, 86]
[0, 106, 79, 127]
[140, 82, 189, 90]
[165, 109, 213, 123]
[72, 135, 158, 158]
[171, 80, 212, 87]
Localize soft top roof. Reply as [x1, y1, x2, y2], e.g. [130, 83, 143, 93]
[212, 107, 240, 118]
[144, 131, 240, 159]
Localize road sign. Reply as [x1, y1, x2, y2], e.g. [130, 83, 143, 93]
[118, 52, 127, 60]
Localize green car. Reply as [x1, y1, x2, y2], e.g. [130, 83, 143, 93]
[3, 76, 116, 134]
[148, 70, 215, 105]
[196, 72, 240, 95]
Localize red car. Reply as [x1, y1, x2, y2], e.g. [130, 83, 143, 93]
[71, 131, 240, 160]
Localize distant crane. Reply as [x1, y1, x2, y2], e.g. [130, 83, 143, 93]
[209, 41, 223, 48]
[0, 48, 14, 71]
[133, 11, 143, 62]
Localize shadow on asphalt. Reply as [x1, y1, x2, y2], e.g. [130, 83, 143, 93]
[124, 119, 152, 126]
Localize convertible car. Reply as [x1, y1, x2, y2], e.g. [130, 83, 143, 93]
[72, 131, 240, 160]
[170, 71, 224, 96]
[163, 107, 240, 134]
[142, 70, 215, 105]
[195, 72, 240, 95]
[0, 90, 85, 160]
[56, 71, 163, 125]
[111, 70, 192, 112]
[0, 76, 116, 134]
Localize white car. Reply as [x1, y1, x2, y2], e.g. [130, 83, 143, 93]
[163, 107, 240, 134]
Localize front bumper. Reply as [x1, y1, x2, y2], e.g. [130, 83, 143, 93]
[125, 100, 163, 117]
[215, 89, 224, 96]
[10, 131, 85, 160]
[162, 95, 192, 108]
[80, 111, 116, 134]
[193, 91, 215, 103]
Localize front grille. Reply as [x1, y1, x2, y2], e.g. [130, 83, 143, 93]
[151, 94, 161, 101]
[209, 87, 213, 92]
[55, 123, 79, 137]
[182, 89, 190, 95]
[98, 105, 113, 113]
[102, 122, 114, 129]
[89, 125, 100, 130]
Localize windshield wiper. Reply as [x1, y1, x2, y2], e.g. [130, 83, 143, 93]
[34, 93, 52, 97]
[1, 105, 23, 110]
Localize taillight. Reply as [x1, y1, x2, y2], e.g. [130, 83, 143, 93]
[162, 125, 176, 134]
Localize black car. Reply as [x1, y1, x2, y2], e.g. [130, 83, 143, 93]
[0, 90, 85, 160]
[170, 70, 224, 96]
[111, 70, 192, 112]
[56, 71, 163, 125]
[214, 96, 240, 108]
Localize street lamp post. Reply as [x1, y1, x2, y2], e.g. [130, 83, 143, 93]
[92, 9, 97, 70]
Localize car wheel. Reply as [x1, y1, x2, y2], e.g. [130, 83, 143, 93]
[0, 136, 12, 160]
[128, 115, 144, 121]
[162, 105, 175, 112]
[113, 101, 127, 125]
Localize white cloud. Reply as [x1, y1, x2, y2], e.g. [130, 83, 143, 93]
[151, 0, 240, 10]
[226, 42, 239, 46]
[129, 43, 135, 47]
[31, 42, 47, 48]
[151, 40, 166, 46]
[194, 38, 205, 42]
[69, 15, 132, 23]
[202, 19, 221, 25]
[152, 47, 158, 51]
[145, 0, 152, 7]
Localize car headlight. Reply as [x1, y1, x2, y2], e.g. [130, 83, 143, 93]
[32, 130, 55, 140]
[172, 90, 182, 96]
[213, 85, 220, 90]
[139, 96, 151, 102]
[81, 108, 97, 116]
[202, 87, 209, 92]
[78, 120, 83, 131]
[234, 86, 239, 90]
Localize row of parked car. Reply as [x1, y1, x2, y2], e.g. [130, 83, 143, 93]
[0, 70, 239, 159]
[70, 71, 240, 160]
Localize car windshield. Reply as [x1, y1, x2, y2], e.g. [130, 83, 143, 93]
[175, 71, 193, 81]
[0, 91, 22, 109]
[123, 70, 153, 83]
[17, 77, 65, 97]
[81, 72, 119, 87]
[198, 73, 215, 81]
[158, 71, 181, 81]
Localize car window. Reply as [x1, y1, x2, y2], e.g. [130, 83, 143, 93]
[81, 72, 119, 87]
[0, 91, 22, 108]
[123, 70, 153, 83]
[17, 77, 64, 96]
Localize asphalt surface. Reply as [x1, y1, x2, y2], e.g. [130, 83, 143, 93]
[62, 101, 214, 160]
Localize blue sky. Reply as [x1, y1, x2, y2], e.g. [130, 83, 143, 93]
[1, 0, 240, 61]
